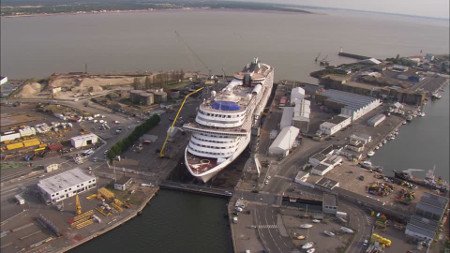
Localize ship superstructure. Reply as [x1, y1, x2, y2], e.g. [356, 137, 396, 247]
[183, 58, 274, 182]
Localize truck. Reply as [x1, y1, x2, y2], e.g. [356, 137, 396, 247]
[15, 194, 25, 205]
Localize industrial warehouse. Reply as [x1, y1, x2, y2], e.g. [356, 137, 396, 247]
[269, 126, 300, 157]
[316, 89, 381, 136]
[37, 168, 97, 204]
[70, 133, 99, 148]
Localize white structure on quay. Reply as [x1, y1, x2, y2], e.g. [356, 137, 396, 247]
[317, 89, 381, 136]
[70, 133, 98, 148]
[319, 89, 381, 121]
[37, 168, 97, 204]
[280, 87, 311, 133]
[269, 126, 300, 157]
[319, 114, 351, 136]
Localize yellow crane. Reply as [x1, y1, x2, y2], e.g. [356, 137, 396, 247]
[75, 194, 82, 215]
[160, 87, 204, 158]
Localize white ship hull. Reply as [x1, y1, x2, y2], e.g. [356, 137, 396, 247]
[184, 59, 273, 182]
[185, 133, 251, 183]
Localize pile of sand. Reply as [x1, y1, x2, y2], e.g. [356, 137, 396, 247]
[89, 86, 103, 92]
[16, 82, 42, 98]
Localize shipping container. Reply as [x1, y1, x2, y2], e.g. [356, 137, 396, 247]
[0, 132, 21, 143]
[6, 142, 24, 150]
[23, 138, 41, 147]
[34, 147, 46, 152]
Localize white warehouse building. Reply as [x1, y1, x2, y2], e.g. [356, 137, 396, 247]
[70, 133, 99, 148]
[37, 168, 97, 204]
[292, 98, 311, 133]
[319, 89, 382, 121]
[269, 126, 300, 157]
[319, 114, 351, 136]
[290, 87, 305, 103]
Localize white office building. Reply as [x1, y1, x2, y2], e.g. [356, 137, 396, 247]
[37, 168, 97, 204]
[319, 114, 351, 136]
[70, 133, 98, 148]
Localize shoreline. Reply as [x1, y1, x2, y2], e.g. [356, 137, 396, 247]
[56, 187, 159, 253]
[1, 7, 314, 19]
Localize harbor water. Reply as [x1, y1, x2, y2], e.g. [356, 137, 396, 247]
[1, 9, 449, 253]
[372, 85, 449, 180]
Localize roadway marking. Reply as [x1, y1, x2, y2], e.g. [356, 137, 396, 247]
[264, 208, 283, 253]
[257, 225, 278, 229]
[1, 187, 18, 194]
[274, 175, 291, 180]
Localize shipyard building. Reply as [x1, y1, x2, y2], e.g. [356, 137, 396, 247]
[269, 126, 300, 157]
[405, 192, 448, 243]
[70, 133, 98, 148]
[37, 168, 97, 204]
[279, 87, 310, 133]
[317, 89, 381, 136]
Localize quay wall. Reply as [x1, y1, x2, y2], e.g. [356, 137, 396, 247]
[55, 187, 159, 253]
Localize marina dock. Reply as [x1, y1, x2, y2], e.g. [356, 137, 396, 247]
[338, 51, 372, 60]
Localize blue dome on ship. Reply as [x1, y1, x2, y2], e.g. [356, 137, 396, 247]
[211, 101, 240, 111]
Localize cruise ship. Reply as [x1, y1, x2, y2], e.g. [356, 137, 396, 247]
[183, 58, 274, 182]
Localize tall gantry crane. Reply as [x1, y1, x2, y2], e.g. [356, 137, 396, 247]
[159, 87, 205, 158]
[174, 30, 212, 77]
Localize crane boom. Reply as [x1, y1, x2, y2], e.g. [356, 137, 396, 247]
[75, 194, 82, 215]
[314, 53, 321, 62]
[159, 87, 204, 158]
[174, 30, 211, 76]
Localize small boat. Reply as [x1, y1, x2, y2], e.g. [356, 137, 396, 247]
[432, 93, 442, 99]
[323, 230, 335, 237]
[367, 151, 375, 157]
[302, 242, 314, 249]
[382, 139, 387, 144]
[307, 248, 316, 253]
[419, 112, 426, 117]
[373, 166, 383, 173]
[340, 226, 354, 234]
[312, 219, 320, 223]
[402, 121, 407, 125]
[361, 160, 372, 168]
[295, 235, 306, 240]
[300, 224, 313, 229]
[406, 115, 413, 122]
[375, 146, 380, 150]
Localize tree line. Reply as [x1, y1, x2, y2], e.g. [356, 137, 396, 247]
[106, 114, 160, 161]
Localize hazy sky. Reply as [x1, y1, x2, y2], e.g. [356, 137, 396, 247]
[249, 0, 449, 19]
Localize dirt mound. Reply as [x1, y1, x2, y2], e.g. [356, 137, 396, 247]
[17, 82, 42, 98]
[89, 85, 103, 92]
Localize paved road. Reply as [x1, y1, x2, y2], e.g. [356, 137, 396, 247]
[342, 200, 373, 253]
[255, 206, 294, 253]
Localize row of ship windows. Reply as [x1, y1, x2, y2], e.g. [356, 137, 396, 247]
[192, 135, 235, 144]
[199, 110, 244, 118]
[197, 116, 241, 124]
[51, 184, 96, 197]
[189, 146, 232, 156]
[190, 141, 234, 150]
[197, 132, 234, 139]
